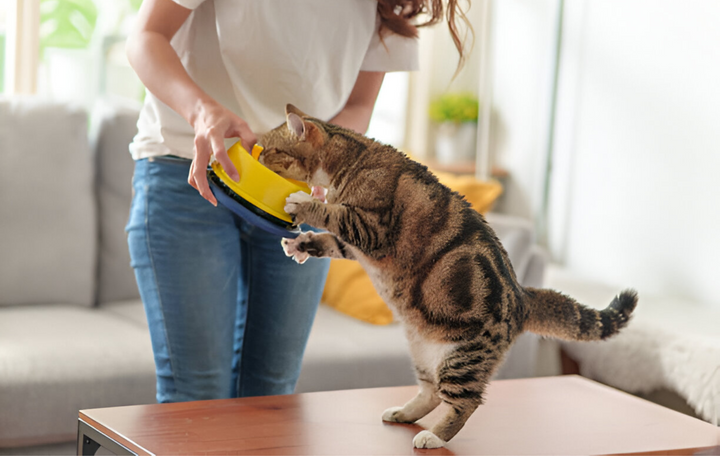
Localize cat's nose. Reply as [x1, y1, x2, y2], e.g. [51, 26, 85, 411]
[311, 186, 327, 203]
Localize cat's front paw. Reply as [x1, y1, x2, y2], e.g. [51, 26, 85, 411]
[281, 231, 316, 264]
[284, 191, 314, 222]
[281, 235, 311, 264]
[413, 430, 445, 449]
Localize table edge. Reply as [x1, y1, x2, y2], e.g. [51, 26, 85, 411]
[77, 376, 720, 455]
[78, 413, 152, 456]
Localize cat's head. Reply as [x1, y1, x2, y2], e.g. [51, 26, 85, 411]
[258, 104, 328, 185]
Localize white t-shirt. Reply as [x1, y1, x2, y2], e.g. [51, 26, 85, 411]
[130, 0, 419, 160]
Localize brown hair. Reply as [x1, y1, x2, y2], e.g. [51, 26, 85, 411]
[377, 0, 473, 71]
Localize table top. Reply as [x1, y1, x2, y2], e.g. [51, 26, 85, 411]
[79, 375, 719, 455]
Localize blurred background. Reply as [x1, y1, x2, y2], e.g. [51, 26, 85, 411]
[1, 0, 718, 454]
[3, 0, 718, 300]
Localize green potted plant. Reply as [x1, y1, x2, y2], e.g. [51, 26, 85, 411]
[39, 0, 144, 105]
[429, 92, 479, 165]
[39, 0, 98, 105]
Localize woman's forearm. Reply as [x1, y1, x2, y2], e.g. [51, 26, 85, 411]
[329, 103, 376, 134]
[126, 0, 216, 128]
[126, 31, 212, 127]
[329, 71, 385, 134]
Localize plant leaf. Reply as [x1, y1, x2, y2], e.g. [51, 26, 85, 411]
[40, 0, 98, 53]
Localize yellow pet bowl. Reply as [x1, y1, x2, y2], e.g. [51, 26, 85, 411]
[207, 142, 310, 237]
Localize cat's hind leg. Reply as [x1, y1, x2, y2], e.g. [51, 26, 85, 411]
[282, 231, 355, 264]
[382, 379, 440, 424]
[413, 403, 479, 449]
[413, 343, 503, 448]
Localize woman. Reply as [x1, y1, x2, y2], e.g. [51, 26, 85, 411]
[125, 0, 468, 403]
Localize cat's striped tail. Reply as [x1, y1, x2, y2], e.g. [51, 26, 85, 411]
[522, 288, 638, 341]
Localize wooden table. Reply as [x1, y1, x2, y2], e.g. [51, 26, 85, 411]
[78, 375, 719, 455]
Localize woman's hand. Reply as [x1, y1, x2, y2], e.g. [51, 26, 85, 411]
[187, 100, 257, 206]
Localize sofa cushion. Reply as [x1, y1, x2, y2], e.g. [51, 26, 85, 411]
[102, 300, 414, 394]
[296, 305, 415, 393]
[102, 297, 149, 328]
[90, 98, 143, 304]
[0, 98, 96, 307]
[0, 301, 156, 447]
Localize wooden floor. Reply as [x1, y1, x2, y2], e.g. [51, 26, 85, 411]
[79, 376, 720, 455]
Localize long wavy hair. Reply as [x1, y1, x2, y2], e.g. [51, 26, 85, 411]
[377, 0, 473, 71]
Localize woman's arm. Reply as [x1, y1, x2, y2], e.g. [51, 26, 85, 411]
[126, 0, 255, 206]
[329, 71, 385, 134]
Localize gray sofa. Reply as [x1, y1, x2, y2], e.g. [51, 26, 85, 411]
[0, 97, 546, 451]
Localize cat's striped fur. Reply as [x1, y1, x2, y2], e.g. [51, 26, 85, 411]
[260, 105, 638, 449]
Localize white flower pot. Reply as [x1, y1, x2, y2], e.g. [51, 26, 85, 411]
[42, 48, 96, 109]
[435, 122, 477, 165]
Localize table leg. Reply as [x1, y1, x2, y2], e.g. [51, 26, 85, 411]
[78, 433, 100, 456]
[77, 419, 135, 455]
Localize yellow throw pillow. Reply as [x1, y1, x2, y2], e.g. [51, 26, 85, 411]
[321, 258, 395, 325]
[321, 170, 502, 325]
[434, 170, 503, 215]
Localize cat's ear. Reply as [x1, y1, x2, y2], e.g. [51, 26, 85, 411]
[286, 104, 309, 118]
[286, 112, 306, 139]
[287, 110, 323, 147]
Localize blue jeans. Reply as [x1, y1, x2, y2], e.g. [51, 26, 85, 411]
[126, 155, 329, 403]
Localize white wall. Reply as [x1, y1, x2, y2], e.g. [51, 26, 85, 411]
[367, 72, 410, 147]
[489, 0, 559, 220]
[548, 0, 720, 307]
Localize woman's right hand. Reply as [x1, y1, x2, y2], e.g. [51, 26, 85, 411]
[188, 99, 257, 206]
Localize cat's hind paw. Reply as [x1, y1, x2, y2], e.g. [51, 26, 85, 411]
[382, 406, 418, 424]
[413, 430, 445, 449]
[381, 406, 404, 423]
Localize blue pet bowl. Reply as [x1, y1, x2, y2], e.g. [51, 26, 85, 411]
[208, 175, 302, 239]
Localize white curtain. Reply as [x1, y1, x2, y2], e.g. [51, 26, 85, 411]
[4, 0, 39, 94]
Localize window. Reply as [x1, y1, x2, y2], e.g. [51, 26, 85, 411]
[37, 0, 143, 106]
[0, 0, 9, 93]
[367, 72, 409, 149]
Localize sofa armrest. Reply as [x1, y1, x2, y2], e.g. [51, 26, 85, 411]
[90, 97, 142, 304]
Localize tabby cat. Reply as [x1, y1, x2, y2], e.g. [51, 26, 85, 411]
[258, 104, 638, 449]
